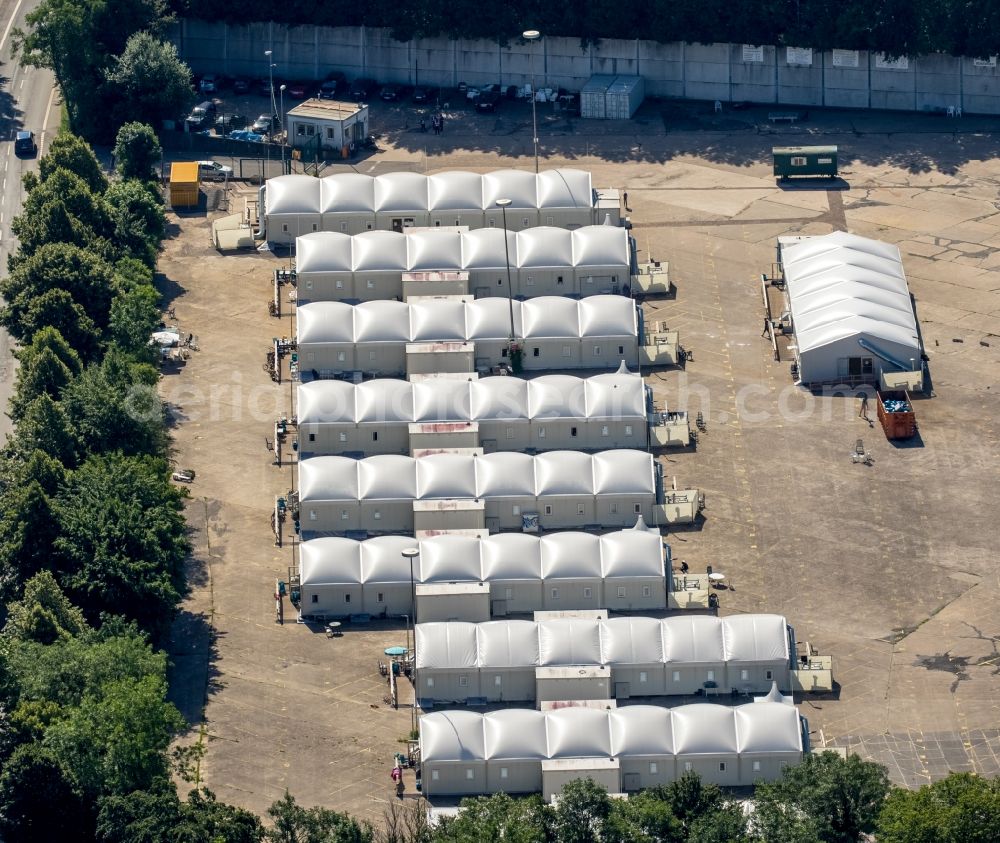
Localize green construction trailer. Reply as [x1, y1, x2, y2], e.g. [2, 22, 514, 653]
[773, 145, 839, 179]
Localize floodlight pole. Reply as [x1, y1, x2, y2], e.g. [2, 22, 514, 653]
[402, 548, 420, 732]
[523, 30, 542, 173]
[495, 198, 516, 343]
[279, 84, 287, 173]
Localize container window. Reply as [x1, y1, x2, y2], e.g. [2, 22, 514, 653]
[372, 432, 378, 441]
[538, 427, 546, 439]
[311, 594, 318, 603]
[501, 346, 508, 357]
[308, 510, 317, 521]
[753, 760, 761, 772]
[583, 587, 592, 599]
[432, 770, 439, 780]
[377, 592, 384, 602]
[495, 675, 503, 685]
[459, 675, 469, 687]
[551, 587, 559, 599]
[340, 222, 347, 232]
[634, 504, 641, 514]
[642, 586, 651, 597]
[526, 276, 534, 286]
[741, 669, 750, 681]
[335, 280, 344, 289]
[557, 276, 564, 285]
[489, 219, 496, 228]
[571, 427, 578, 437]
[367, 280, 375, 289]
[562, 345, 571, 357]
[601, 425, 609, 436]
[344, 594, 351, 603]
[369, 351, 377, 361]
[521, 217, 529, 227]
[340, 510, 348, 520]
[719, 762, 727, 772]
[544, 505, 552, 516]
[625, 425, 633, 435]
[593, 346, 601, 356]
[309, 433, 317, 442]
[791, 156, 807, 166]
[500, 767, 508, 778]
[512, 505, 520, 516]
[337, 352, 347, 361]
[610, 503, 618, 514]
[707, 670, 715, 681]
[338, 433, 346, 442]
[427, 677, 434, 687]
[533, 347, 540, 357]
[373, 511, 381, 520]
[765, 670, 773, 680]
[673, 671, 681, 682]
[506, 427, 514, 439]
[577, 504, 585, 515]
[618, 345, 624, 354]
[617, 586, 626, 598]
[684, 761, 693, 772]
[649, 762, 657, 773]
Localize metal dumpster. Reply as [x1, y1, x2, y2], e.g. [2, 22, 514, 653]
[773, 146, 838, 179]
[876, 390, 916, 439]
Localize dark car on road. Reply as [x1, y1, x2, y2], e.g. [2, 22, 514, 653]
[14, 131, 36, 156]
[412, 86, 438, 104]
[185, 100, 217, 130]
[349, 78, 378, 101]
[319, 71, 346, 99]
[252, 113, 279, 134]
[475, 90, 501, 113]
[215, 113, 248, 134]
[380, 84, 410, 102]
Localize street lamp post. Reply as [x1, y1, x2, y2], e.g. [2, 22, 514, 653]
[402, 547, 420, 731]
[523, 30, 541, 173]
[495, 199, 517, 344]
[264, 50, 276, 170]
[279, 83, 287, 173]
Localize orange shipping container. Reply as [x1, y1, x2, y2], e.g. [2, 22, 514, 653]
[169, 161, 200, 208]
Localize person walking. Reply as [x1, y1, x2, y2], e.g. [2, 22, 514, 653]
[623, 191, 629, 211]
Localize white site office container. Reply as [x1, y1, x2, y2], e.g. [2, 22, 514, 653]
[581, 75, 615, 119]
[605, 77, 645, 120]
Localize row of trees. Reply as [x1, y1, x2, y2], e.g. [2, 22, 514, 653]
[176, 0, 1000, 61]
[15, 1, 194, 140]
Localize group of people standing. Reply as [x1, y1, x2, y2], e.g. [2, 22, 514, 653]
[420, 114, 446, 134]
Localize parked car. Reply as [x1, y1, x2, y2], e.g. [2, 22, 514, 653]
[380, 84, 410, 101]
[348, 78, 378, 101]
[233, 77, 250, 94]
[319, 71, 346, 99]
[286, 82, 309, 99]
[199, 74, 217, 93]
[198, 160, 233, 181]
[185, 100, 217, 129]
[215, 113, 248, 133]
[504, 85, 519, 99]
[252, 113, 278, 134]
[14, 130, 36, 156]
[412, 85, 438, 104]
[468, 83, 499, 101]
[257, 78, 274, 97]
[475, 90, 501, 113]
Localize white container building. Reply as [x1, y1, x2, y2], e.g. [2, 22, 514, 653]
[296, 295, 640, 376]
[294, 225, 631, 301]
[419, 701, 806, 797]
[261, 168, 621, 244]
[414, 614, 793, 704]
[296, 526, 667, 619]
[296, 370, 649, 457]
[605, 76, 646, 120]
[296, 450, 658, 535]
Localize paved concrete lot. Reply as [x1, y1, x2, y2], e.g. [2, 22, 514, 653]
[163, 102, 1000, 820]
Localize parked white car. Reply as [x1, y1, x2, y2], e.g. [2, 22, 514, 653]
[197, 160, 233, 181]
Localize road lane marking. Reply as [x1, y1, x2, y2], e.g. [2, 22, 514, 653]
[39, 84, 58, 154]
[18, 78, 23, 90]
[0, 0, 27, 52]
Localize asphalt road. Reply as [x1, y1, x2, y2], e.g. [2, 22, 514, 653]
[0, 0, 59, 440]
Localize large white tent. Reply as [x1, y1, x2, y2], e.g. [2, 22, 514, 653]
[420, 702, 805, 796]
[261, 168, 619, 243]
[415, 614, 792, 702]
[297, 450, 658, 534]
[296, 295, 639, 375]
[780, 232, 922, 385]
[295, 226, 632, 300]
[296, 527, 667, 618]
[297, 371, 648, 455]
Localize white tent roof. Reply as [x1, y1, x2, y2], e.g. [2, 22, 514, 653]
[539, 533, 602, 578]
[297, 379, 355, 425]
[355, 379, 414, 424]
[600, 617, 666, 665]
[267, 174, 322, 214]
[298, 456, 359, 501]
[460, 228, 514, 269]
[297, 296, 637, 346]
[529, 375, 589, 419]
[299, 528, 665, 586]
[419, 534, 483, 582]
[412, 378, 472, 423]
[736, 702, 803, 753]
[407, 229, 464, 271]
[479, 534, 543, 581]
[484, 710, 550, 760]
[600, 530, 664, 578]
[416, 453, 478, 499]
[415, 623, 478, 670]
[428, 171, 487, 211]
[299, 537, 362, 584]
[415, 615, 788, 673]
[534, 451, 595, 496]
[297, 232, 354, 273]
[374, 171, 432, 212]
[516, 228, 575, 268]
[482, 169, 539, 209]
[584, 371, 646, 419]
[546, 708, 613, 757]
[537, 169, 593, 209]
[319, 172, 375, 213]
[593, 450, 655, 495]
[538, 619, 603, 664]
[357, 454, 417, 499]
[421, 702, 801, 763]
[351, 230, 408, 271]
[782, 231, 919, 355]
[721, 614, 790, 663]
[672, 704, 740, 754]
[477, 620, 540, 667]
[475, 452, 537, 498]
[470, 378, 530, 421]
[609, 707, 675, 757]
[572, 226, 630, 267]
[662, 616, 727, 663]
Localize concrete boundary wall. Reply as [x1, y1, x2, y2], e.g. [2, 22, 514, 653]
[170, 21, 1000, 115]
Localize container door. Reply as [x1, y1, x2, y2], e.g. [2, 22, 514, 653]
[615, 682, 630, 700]
[623, 772, 640, 792]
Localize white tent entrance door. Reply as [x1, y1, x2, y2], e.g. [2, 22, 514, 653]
[837, 356, 874, 379]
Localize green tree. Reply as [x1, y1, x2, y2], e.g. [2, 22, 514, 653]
[9, 288, 103, 360]
[604, 789, 683, 842]
[687, 802, 750, 843]
[266, 790, 374, 843]
[113, 122, 162, 182]
[61, 348, 166, 457]
[40, 132, 109, 193]
[751, 751, 889, 843]
[0, 744, 87, 843]
[1, 242, 114, 344]
[877, 772, 1000, 843]
[105, 179, 166, 266]
[3, 570, 89, 644]
[109, 284, 161, 359]
[12, 393, 79, 466]
[52, 453, 188, 631]
[435, 792, 551, 843]
[9, 341, 80, 419]
[552, 778, 613, 843]
[105, 32, 192, 129]
[97, 780, 265, 843]
[0, 480, 61, 606]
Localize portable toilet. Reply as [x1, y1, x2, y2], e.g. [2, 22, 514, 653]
[169, 162, 200, 208]
[772, 146, 838, 180]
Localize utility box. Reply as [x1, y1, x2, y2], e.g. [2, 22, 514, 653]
[169, 162, 200, 208]
[876, 390, 917, 440]
[772, 146, 838, 179]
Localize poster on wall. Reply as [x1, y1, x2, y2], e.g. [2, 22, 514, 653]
[832, 49, 859, 68]
[786, 47, 813, 66]
[875, 53, 909, 70]
[742, 44, 764, 63]
[973, 56, 997, 67]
